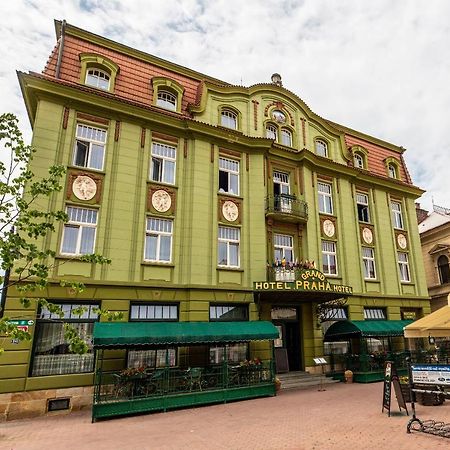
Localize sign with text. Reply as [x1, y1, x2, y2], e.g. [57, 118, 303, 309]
[8, 320, 34, 326]
[382, 361, 408, 416]
[411, 365, 450, 386]
[254, 270, 353, 294]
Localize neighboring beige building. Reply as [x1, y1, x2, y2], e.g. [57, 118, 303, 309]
[418, 204, 450, 311]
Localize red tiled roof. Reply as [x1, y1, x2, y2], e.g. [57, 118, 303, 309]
[43, 35, 200, 114]
[344, 134, 409, 183]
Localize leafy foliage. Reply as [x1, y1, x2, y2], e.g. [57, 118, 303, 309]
[0, 113, 121, 354]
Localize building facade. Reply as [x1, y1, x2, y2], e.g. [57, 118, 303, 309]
[1, 20, 430, 419]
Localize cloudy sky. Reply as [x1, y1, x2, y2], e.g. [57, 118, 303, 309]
[1, 0, 449, 210]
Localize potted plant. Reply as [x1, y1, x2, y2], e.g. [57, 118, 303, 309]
[344, 369, 353, 383]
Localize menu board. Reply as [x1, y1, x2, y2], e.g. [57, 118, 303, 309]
[411, 364, 450, 385]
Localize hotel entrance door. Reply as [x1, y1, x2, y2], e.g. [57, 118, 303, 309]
[272, 306, 302, 372]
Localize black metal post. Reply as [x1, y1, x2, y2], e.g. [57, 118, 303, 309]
[0, 265, 11, 319]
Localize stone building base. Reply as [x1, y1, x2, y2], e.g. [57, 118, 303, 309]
[0, 387, 93, 421]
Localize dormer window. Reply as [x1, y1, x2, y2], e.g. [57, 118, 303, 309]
[266, 124, 278, 141]
[315, 139, 328, 157]
[354, 153, 364, 169]
[157, 90, 177, 111]
[221, 109, 238, 129]
[388, 163, 397, 179]
[85, 68, 110, 90]
[281, 129, 292, 147]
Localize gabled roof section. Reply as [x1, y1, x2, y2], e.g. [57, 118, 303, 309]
[419, 208, 450, 234]
[428, 243, 450, 255]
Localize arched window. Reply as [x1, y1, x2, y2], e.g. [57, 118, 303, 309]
[85, 68, 110, 90]
[281, 128, 292, 147]
[315, 139, 328, 157]
[354, 153, 364, 169]
[266, 124, 278, 141]
[157, 90, 177, 111]
[221, 109, 238, 129]
[388, 163, 397, 179]
[438, 255, 450, 284]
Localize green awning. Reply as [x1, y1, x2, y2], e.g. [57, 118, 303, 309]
[324, 320, 413, 342]
[93, 321, 279, 348]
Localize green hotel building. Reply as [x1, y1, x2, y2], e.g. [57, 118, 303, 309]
[1, 20, 430, 419]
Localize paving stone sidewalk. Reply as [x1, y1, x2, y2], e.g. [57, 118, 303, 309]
[1, 382, 449, 450]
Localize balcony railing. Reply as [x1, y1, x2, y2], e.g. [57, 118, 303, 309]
[265, 194, 308, 223]
[267, 262, 316, 282]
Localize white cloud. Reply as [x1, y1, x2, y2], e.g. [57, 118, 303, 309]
[1, 0, 449, 210]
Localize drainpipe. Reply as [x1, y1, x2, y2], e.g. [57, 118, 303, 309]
[55, 19, 66, 79]
[0, 266, 10, 319]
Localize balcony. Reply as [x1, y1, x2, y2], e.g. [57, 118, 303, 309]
[267, 262, 316, 282]
[265, 194, 308, 223]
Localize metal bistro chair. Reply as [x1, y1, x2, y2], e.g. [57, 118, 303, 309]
[187, 367, 203, 391]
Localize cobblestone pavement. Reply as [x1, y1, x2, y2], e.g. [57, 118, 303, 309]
[1, 382, 450, 450]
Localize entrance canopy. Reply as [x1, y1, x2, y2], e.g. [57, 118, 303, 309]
[93, 321, 279, 348]
[324, 320, 412, 342]
[404, 306, 450, 338]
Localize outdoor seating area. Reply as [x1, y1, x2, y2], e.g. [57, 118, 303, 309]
[91, 321, 278, 421]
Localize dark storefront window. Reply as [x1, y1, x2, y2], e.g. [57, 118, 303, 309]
[209, 304, 248, 321]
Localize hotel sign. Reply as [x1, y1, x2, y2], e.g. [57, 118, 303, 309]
[253, 269, 353, 295]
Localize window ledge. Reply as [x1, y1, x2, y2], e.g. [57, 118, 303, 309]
[217, 192, 243, 199]
[147, 180, 178, 189]
[364, 279, 380, 283]
[141, 261, 175, 267]
[55, 255, 92, 262]
[67, 165, 106, 176]
[217, 267, 244, 272]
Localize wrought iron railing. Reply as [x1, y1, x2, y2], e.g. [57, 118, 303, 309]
[267, 263, 316, 282]
[265, 195, 308, 221]
[94, 360, 275, 404]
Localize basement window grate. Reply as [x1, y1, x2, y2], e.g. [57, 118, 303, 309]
[47, 397, 71, 412]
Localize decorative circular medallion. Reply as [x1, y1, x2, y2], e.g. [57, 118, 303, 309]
[222, 200, 239, 222]
[397, 233, 407, 249]
[152, 190, 172, 212]
[272, 110, 286, 124]
[323, 219, 335, 237]
[72, 175, 97, 201]
[362, 227, 373, 244]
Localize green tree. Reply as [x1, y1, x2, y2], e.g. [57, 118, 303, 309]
[0, 113, 121, 354]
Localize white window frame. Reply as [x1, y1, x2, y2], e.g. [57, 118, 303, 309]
[322, 240, 338, 275]
[315, 139, 328, 157]
[266, 124, 278, 141]
[221, 109, 238, 129]
[85, 68, 110, 90]
[218, 226, 240, 268]
[398, 252, 411, 282]
[218, 157, 240, 195]
[388, 163, 397, 178]
[144, 218, 173, 263]
[281, 129, 292, 147]
[156, 89, 177, 111]
[273, 171, 291, 213]
[150, 142, 177, 185]
[354, 153, 364, 169]
[130, 303, 178, 321]
[73, 123, 107, 171]
[318, 181, 333, 215]
[364, 308, 386, 320]
[362, 247, 377, 279]
[274, 233, 294, 263]
[391, 201, 404, 229]
[60, 206, 98, 256]
[356, 193, 370, 223]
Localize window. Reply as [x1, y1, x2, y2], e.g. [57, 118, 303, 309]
[221, 109, 238, 129]
[322, 308, 347, 321]
[144, 218, 173, 262]
[130, 303, 178, 321]
[61, 207, 97, 255]
[362, 247, 376, 279]
[356, 193, 370, 222]
[438, 255, 450, 284]
[391, 201, 404, 229]
[85, 68, 110, 90]
[318, 181, 333, 215]
[322, 240, 337, 275]
[218, 226, 240, 267]
[156, 90, 177, 111]
[31, 303, 99, 376]
[128, 349, 176, 369]
[273, 171, 292, 213]
[388, 163, 397, 179]
[274, 234, 294, 263]
[218, 157, 239, 195]
[281, 129, 292, 146]
[315, 139, 328, 157]
[73, 124, 107, 171]
[266, 124, 278, 141]
[150, 142, 176, 185]
[354, 153, 364, 169]
[398, 252, 411, 282]
[209, 304, 248, 321]
[364, 308, 386, 320]
[209, 343, 248, 364]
